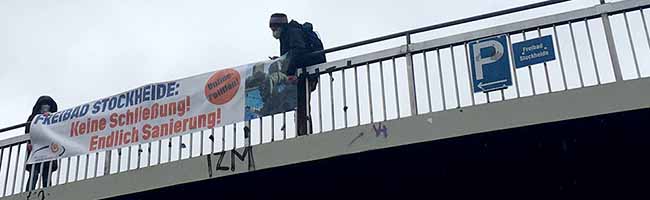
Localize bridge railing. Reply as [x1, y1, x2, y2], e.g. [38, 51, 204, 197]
[2, 0, 650, 197]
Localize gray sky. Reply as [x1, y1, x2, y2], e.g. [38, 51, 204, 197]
[0, 0, 605, 140]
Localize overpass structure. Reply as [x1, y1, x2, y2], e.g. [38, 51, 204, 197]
[1, 0, 650, 199]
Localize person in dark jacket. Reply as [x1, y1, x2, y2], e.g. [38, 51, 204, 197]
[269, 13, 315, 136]
[25, 96, 59, 191]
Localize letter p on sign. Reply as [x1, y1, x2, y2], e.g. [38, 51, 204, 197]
[468, 35, 513, 93]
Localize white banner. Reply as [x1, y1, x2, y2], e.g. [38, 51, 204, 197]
[28, 56, 296, 164]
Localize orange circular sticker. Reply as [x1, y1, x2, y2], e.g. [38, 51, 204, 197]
[205, 69, 241, 105]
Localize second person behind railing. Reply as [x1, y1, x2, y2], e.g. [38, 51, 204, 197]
[25, 96, 59, 191]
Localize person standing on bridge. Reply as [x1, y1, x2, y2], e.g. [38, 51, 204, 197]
[269, 13, 326, 136]
[25, 96, 59, 191]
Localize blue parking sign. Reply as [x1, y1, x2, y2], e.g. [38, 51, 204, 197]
[468, 34, 513, 93]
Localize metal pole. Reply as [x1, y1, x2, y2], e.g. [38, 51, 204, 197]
[601, 12, 624, 81]
[405, 34, 419, 115]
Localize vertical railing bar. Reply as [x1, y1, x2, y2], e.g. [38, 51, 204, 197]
[46, 160, 52, 187]
[423, 52, 435, 110]
[450, 45, 461, 108]
[211, 128, 215, 154]
[569, 21, 585, 87]
[94, 152, 99, 178]
[552, 25, 569, 90]
[487, 91, 492, 103]
[37, 161, 44, 189]
[271, 115, 275, 141]
[601, 12, 624, 81]
[506, 34, 521, 98]
[145, 143, 150, 167]
[157, 140, 161, 165]
[405, 34, 418, 115]
[12, 145, 21, 194]
[126, 146, 131, 171]
[537, 27, 554, 91]
[3, 146, 13, 195]
[379, 60, 388, 120]
[222, 126, 225, 152]
[641, 9, 650, 70]
[73, 155, 80, 181]
[7, 144, 21, 194]
[26, 162, 34, 192]
[19, 151, 27, 192]
[280, 115, 284, 139]
[436, 50, 446, 109]
[136, 144, 141, 169]
[259, 118, 263, 144]
[584, 19, 601, 84]
[59, 157, 64, 182]
[50, 160, 57, 186]
[522, 31, 537, 95]
[233, 124, 237, 150]
[200, 130, 204, 156]
[330, 72, 336, 130]
[366, 63, 374, 123]
[190, 132, 194, 157]
[84, 154, 89, 179]
[342, 69, 349, 127]
[178, 136, 182, 160]
[354, 67, 361, 125]
[392, 58, 401, 116]
[463, 45, 476, 105]
[167, 139, 171, 162]
[116, 149, 121, 173]
[270, 117, 274, 142]
[65, 157, 70, 183]
[624, 12, 642, 78]
[317, 71, 323, 133]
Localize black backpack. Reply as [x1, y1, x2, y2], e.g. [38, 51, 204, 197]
[301, 22, 326, 66]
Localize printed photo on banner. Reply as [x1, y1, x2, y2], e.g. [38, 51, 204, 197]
[244, 56, 298, 121]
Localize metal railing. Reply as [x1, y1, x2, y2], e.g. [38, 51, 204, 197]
[1, 0, 650, 197]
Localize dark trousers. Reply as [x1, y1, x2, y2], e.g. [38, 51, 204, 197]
[26, 162, 52, 191]
[297, 76, 313, 136]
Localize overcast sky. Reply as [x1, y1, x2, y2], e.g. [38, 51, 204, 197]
[0, 0, 609, 140]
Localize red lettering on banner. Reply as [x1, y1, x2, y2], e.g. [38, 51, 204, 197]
[90, 135, 98, 151]
[142, 124, 151, 140]
[109, 113, 118, 128]
[70, 121, 78, 137]
[70, 117, 108, 137]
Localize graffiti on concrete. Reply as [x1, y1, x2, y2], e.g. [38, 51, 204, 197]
[206, 146, 255, 178]
[372, 122, 388, 138]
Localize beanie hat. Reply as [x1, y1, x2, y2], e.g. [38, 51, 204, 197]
[269, 13, 288, 27]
